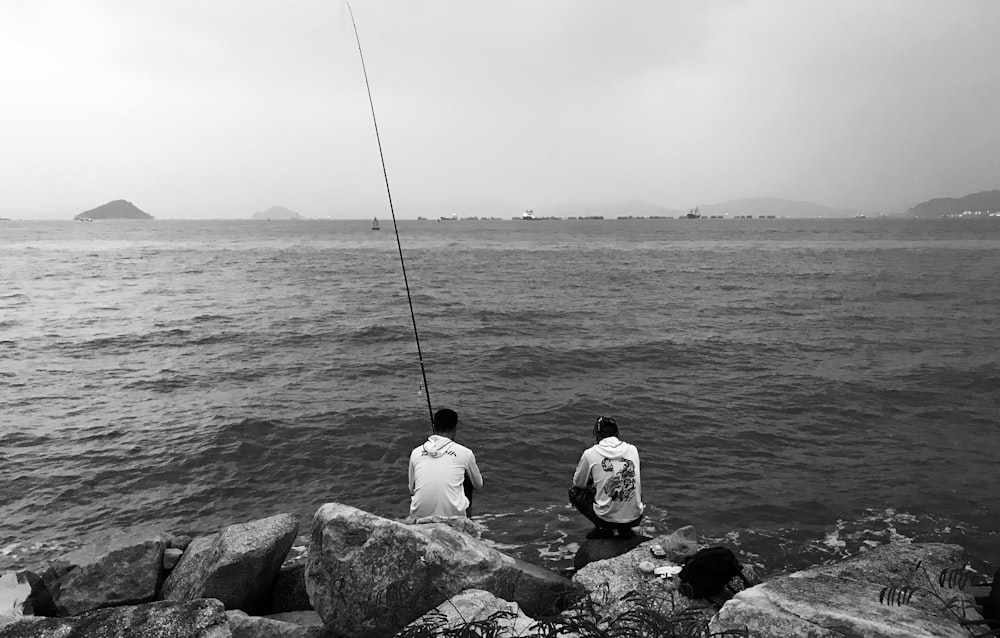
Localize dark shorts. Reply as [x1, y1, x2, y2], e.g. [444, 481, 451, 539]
[568, 485, 643, 530]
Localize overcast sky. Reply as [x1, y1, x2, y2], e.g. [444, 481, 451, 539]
[3, 1, 999, 219]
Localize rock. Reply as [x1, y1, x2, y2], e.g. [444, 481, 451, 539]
[305, 502, 583, 638]
[167, 534, 191, 551]
[572, 527, 700, 608]
[161, 513, 298, 615]
[265, 611, 322, 627]
[980, 569, 1000, 630]
[74, 199, 153, 220]
[508, 555, 585, 617]
[225, 610, 322, 638]
[40, 535, 165, 617]
[573, 534, 651, 570]
[401, 589, 538, 637]
[160, 535, 214, 593]
[573, 546, 681, 621]
[403, 515, 487, 539]
[710, 542, 983, 638]
[266, 563, 311, 614]
[163, 548, 184, 571]
[0, 599, 230, 637]
[573, 524, 698, 571]
[168, 535, 193, 551]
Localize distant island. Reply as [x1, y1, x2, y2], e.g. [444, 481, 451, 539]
[905, 189, 1000, 217]
[76, 199, 153, 220]
[251, 206, 304, 220]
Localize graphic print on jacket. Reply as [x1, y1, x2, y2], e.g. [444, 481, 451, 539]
[600, 457, 636, 502]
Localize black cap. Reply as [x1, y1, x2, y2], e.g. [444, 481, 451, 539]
[594, 415, 618, 436]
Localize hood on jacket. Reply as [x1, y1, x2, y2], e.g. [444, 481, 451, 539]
[422, 434, 454, 457]
[594, 436, 628, 459]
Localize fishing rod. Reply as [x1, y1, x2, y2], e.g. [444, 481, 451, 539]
[346, 2, 435, 426]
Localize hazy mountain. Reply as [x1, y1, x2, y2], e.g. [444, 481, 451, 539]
[75, 199, 153, 220]
[697, 197, 859, 218]
[251, 206, 304, 220]
[904, 190, 1000, 217]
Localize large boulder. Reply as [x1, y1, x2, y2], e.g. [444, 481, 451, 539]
[572, 527, 702, 615]
[0, 599, 230, 637]
[305, 502, 583, 637]
[401, 589, 538, 637]
[161, 513, 298, 614]
[39, 534, 166, 616]
[710, 542, 983, 638]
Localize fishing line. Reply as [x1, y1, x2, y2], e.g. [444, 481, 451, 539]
[346, 2, 435, 425]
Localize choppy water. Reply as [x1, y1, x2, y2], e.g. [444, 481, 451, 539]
[1, 217, 997, 575]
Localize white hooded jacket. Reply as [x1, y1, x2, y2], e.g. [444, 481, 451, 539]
[408, 434, 483, 518]
[572, 436, 644, 523]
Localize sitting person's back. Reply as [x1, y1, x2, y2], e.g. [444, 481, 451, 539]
[408, 408, 483, 518]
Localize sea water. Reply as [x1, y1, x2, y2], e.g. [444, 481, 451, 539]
[1, 217, 997, 574]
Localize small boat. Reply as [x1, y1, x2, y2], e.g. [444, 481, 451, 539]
[685, 207, 701, 219]
[439, 213, 458, 221]
[371, 217, 380, 230]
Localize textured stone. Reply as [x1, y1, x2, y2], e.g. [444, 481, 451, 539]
[266, 563, 311, 614]
[305, 502, 583, 638]
[161, 513, 298, 614]
[0, 599, 230, 638]
[163, 548, 184, 571]
[572, 527, 700, 608]
[710, 542, 983, 638]
[226, 610, 322, 638]
[573, 534, 651, 570]
[40, 535, 165, 616]
[402, 589, 538, 637]
[568, 527, 750, 626]
[403, 515, 487, 538]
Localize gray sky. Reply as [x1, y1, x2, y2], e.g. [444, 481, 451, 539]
[3, 0, 999, 219]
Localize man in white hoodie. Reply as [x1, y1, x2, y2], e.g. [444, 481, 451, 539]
[569, 415, 645, 539]
[408, 408, 484, 519]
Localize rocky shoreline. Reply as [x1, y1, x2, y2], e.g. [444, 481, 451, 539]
[1, 503, 996, 637]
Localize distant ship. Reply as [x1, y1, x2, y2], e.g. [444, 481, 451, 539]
[522, 209, 536, 220]
[686, 207, 702, 219]
[439, 213, 458, 221]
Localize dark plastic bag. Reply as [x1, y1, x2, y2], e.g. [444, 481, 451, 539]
[678, 546, 747, 599]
